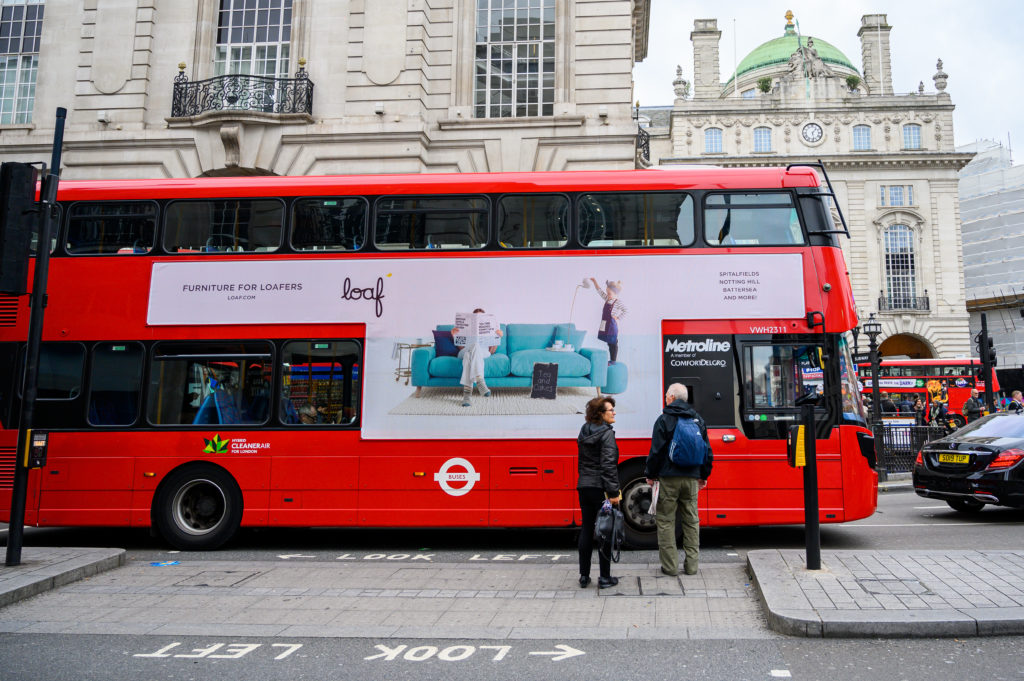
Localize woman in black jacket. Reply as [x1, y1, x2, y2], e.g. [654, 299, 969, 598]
[576, 396, 621, 588]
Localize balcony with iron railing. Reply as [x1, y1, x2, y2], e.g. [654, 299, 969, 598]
[170, 60, 314, 121]
[878, 290, 930, 312]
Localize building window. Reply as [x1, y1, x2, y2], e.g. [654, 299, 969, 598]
[879, 185, 914, 207]
[474, 0, 555, 118]
[741, 88, 756, 99]
[903, 123, 922, 150]
[884, 224, 916, 308]
[704, 128, 723, 153]
[0, 0, 43, 125]
[753, 127, 772, 152]
[852, 124, 871, 151]
[214, 0, 292, 77]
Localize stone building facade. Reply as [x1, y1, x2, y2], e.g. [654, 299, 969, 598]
[644, 12, 973, 359]
[0, 0, 649, 178]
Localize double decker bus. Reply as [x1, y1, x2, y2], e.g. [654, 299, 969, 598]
[0, 167, 876, 549]
[857, 358, 1000, 426]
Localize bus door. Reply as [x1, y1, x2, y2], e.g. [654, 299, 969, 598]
[712, 336, 838, 525]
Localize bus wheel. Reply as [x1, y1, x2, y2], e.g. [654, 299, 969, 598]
[619, 459, 658, 549]
[946, 497, 984, 514]
[153, 464, 243, 550]
[949, 414, 966, 429]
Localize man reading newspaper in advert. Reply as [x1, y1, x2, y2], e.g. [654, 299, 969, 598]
[452, 308, 502, 407]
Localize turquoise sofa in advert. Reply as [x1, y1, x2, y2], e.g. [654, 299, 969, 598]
[410, 323, 627, 394]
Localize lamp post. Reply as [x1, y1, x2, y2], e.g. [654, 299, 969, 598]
[863, 314, 883, 427]
[863, 314, 884, 481]
[851, 324, 861, 359]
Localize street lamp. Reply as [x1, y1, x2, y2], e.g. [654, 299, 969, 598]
[851, 324, 861, 359]
[862, 313, 883, 427]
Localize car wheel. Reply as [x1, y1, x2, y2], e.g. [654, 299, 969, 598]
[153, 464, 243, 550]
[618, 459, 663, 549]
[946, 497, 985, 513]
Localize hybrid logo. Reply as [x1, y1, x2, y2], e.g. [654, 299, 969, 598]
[665, 338, 731, 353]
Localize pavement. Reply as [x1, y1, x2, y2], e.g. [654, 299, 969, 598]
[1, 478, 1021, 640]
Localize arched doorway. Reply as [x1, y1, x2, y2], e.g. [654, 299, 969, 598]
[878, 334, 933, 359]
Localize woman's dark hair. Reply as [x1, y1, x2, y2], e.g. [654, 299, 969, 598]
[473, 307, 485, 313]
[585, 396, 615, 424]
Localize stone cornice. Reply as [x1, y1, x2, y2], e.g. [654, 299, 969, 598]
[659, 152, 974, 171]
[437, 115, 585, 130]
[671, 98, 955, 117]
[166, 111, 314, 128]
[633, 0, 651, 62]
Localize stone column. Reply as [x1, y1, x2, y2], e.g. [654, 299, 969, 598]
[690, 19, 721, 100]
[858, 14, 893, 96]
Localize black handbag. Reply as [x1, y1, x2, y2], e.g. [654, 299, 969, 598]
[594, 498, 625, 563]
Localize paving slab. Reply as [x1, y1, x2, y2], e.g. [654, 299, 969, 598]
[0, 547, 126, 608]
[748, 549, 1024, 637]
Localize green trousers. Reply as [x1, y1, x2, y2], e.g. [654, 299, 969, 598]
[655, 476, 700, 575]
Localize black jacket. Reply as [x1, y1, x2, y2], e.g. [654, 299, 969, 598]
[577, 422, 620, 494]
[645, 399, 713, 480]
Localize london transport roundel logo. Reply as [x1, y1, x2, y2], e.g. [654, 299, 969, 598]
[434, 458, 480, 497]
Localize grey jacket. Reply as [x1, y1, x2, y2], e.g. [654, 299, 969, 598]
[576, 422, 620, 494]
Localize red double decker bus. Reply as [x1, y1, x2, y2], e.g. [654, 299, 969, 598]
[857, 358, 1000, 426]
[0, 167, 876, 549]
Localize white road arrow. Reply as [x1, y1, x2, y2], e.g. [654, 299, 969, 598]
[277, 554, 315, 560]
[528, 644, 585, 662]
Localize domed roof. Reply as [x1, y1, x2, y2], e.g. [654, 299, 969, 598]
[729, 22, 858, 83]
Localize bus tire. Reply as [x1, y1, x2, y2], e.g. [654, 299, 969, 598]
[153, 464, 243, 550]
[949, 414, 966, 429]
[619, 459, 661, 549]
[946, 497, 984, 514]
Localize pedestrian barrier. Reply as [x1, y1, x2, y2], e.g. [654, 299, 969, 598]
[872, 423, 948, 474]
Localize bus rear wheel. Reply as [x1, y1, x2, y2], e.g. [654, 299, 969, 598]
[619, 459, 659, 549]
[154, 464, 243, 550]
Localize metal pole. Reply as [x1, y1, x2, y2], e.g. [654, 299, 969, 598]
[801, 400, 820, 570]
[6, 107, 65, 567]
[869, 333, 884, 481]
[980, 313, 996, 414]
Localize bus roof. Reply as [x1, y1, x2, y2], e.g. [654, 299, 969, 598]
[52, 166, 822, 201]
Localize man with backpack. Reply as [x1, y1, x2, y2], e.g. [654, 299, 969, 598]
[645, 383, 713, 576]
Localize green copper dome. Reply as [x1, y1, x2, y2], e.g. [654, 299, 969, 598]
[726, 24, 858, 85]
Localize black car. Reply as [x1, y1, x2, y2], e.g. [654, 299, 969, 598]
[913, 412, 1024, 513]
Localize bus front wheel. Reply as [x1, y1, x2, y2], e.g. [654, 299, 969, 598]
[619, 459, 659, 549]
[154, 464, 243, 550]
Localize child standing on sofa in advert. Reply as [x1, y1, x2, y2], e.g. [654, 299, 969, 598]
[452, 308, 503, 407]
[589, 278, 627, 365]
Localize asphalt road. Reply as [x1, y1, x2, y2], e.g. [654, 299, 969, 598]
[1, 490, 1023, 681]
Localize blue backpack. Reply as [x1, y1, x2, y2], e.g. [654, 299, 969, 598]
[668, 416, 709, 467]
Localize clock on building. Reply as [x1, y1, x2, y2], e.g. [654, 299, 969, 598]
[801, 122, 823, 143]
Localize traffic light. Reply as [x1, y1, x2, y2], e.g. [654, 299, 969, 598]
[987, 337, 997, 367]
[0, 162, 37, 295]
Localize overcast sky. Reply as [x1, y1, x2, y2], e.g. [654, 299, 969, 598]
[633, 1, 1023, 158]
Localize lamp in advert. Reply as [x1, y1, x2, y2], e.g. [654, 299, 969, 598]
[569, 277, 591, 323]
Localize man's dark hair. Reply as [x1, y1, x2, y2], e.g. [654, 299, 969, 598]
[585, 396, 615, 424]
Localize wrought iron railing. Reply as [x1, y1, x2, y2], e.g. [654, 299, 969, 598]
[873, 423, 948, 474]
[636, 127, 650, 165]
[171, 63, 313, 118]
[878, 294, 929, 312]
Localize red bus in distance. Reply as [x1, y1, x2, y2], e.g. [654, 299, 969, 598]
[857, 358, 1000, 426]
[0, 167, 876, 549]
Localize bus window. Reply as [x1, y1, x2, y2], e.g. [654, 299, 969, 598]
[164, 199, 284, 253]
[67, 201, 158, 254]
[280, 340, 361, 426]
[740, 342, 823, 438]
[87, 342, 144, 426]
[146, 342, 273, 426]
[704, 193, 804, 246]
[19, 343, 86, 400]
[291, 197, 367, 251]
[578, 192, 694, 247]
[374, 197, 488, 250]
[497, 194, 568, 249]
